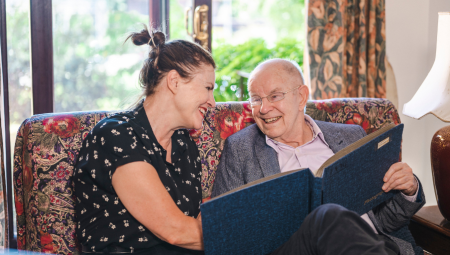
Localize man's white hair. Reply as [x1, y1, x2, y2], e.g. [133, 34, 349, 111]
[249, 58, 305, 87]
[287, 59, 305, 84]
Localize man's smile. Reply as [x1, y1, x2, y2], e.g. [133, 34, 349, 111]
[262, 116, 281, 124]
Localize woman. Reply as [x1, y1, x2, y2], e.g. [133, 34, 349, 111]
[74, 27, 215, 254]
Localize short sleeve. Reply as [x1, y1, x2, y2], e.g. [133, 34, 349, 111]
[85, 116, 152, 184]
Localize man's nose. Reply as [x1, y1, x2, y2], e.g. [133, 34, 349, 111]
[259, 98, 273, 114]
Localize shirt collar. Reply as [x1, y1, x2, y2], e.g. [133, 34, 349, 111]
[304, 114, 329, 146]
[134, 99, 152, 132]
[265, 114, 330, 148]
[134, 99, 188, 159]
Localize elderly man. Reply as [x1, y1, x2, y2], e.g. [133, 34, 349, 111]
[211, 59, 425, 255]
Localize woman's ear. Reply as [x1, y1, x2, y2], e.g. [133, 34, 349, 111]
[166, 70, 180, 94]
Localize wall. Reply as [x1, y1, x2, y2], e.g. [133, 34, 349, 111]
[386, 0, 450, 206]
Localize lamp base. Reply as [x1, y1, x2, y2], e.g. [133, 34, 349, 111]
[431, 125, 450, 220]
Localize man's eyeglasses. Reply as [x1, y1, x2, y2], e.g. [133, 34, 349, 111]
[249, 85, 301, 106]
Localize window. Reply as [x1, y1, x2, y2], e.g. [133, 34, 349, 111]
[5, 0, 32, 244]
[7, 0, 31, 159]
[53, 0, 149, 112]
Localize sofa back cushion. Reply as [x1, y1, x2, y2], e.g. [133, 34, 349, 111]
[194, 99, 400, 200]
[13, 98, 400, 254]
[14, 112, 108, 253]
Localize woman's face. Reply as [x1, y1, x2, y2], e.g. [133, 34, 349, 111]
[176, 64, 216, 130]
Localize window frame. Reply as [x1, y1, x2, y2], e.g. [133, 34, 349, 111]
[0, 0, 13, 248]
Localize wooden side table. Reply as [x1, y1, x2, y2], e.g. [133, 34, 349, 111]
[409, 205, 450, 255]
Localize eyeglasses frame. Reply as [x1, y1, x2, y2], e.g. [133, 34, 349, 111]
[249, 85, 302, 106]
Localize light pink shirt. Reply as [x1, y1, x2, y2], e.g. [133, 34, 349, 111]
[265, 114, 418, 234]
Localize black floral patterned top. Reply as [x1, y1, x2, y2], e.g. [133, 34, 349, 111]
[74, 100, 202, 254]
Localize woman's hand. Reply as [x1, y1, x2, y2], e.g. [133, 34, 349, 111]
[112, 162, 204, 250]
[382, 162, 418, 196]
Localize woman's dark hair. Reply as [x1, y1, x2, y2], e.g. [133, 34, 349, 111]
[126, 26, 216, 97]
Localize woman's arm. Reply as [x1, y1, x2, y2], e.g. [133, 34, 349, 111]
[112, 161, 203, 250]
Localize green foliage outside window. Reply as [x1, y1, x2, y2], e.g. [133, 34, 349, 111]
[7, 3, 32, 125]
[212, 38, 304, 102]
[169, 0, 306, 102]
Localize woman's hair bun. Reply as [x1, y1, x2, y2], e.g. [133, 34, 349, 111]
[150, 31, 166, 47]
[126, 26, 166, 48]
[126, 25, 215, 99]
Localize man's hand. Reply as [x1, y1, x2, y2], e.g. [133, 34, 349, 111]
[382, 162, 418, 196]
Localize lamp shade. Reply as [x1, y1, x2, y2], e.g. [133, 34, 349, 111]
[403, 12, 450, 122]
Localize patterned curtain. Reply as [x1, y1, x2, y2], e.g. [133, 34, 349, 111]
[306, 0, 386, 99]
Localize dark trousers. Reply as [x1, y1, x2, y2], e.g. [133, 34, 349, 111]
[270, 204, 400, 255]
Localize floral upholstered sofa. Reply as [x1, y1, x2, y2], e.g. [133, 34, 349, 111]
[14, 98, 421, 254]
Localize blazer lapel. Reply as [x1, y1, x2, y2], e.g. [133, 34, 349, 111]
[325, 130, 344, 153]
[315, 120, 345, 153]
[254, 133, 280, 177]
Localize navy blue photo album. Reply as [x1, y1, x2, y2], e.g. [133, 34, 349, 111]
[201, 123, 404, 255]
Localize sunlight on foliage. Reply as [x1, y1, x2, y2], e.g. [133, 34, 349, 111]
[212, 38, 304, 102]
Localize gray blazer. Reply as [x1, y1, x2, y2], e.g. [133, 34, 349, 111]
[211, 121, 425, 255]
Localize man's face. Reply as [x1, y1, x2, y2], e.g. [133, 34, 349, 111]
[248, 65, 304, 142]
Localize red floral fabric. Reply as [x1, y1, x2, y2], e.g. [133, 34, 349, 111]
[214, 109, 246, 140]
[14, 112, 108, 254]
[13, 99, 400, 254]
[305, 98, 400, 135]
[42, 115, 81, 139]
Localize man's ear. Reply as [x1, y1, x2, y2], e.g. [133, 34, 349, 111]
[298, 85, 310, 110]
[166, 70, 180, 94]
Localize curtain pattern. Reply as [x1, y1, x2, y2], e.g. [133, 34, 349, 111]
[307, 0, 386, 99]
